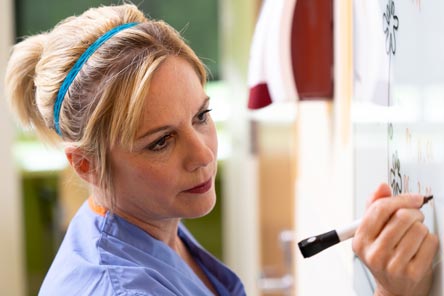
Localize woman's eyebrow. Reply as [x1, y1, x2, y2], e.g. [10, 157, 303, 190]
[136, 125, 172, 141]
[197, 96, 210, 111]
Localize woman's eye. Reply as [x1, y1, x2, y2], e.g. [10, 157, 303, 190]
[196, 109, 212, 123]
[148, 135, 171, 151]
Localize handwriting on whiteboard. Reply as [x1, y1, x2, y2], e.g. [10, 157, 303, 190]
[390, 127, 434, 196]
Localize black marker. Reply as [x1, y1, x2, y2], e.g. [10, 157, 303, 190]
[298, 195, 433, 258]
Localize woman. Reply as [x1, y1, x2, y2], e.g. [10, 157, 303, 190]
[5, 4, 437, 296]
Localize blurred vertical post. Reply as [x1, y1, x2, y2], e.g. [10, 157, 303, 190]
[219, 0, 260, 295]
[295, 0, 355, 294]
[0, 0, 26, 295]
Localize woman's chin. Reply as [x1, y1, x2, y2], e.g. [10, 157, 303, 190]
[184, 192, 217, 219]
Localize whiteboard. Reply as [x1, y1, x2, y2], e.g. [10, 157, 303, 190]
[353, 0, 444, 294]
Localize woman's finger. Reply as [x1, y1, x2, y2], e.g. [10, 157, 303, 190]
[409, 233, 439, 278]
[376, 208, 425, 251]
[357, 194, 424, 241]
[387, 221, 429, 269]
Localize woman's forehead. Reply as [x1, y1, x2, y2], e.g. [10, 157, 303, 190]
[137, 57, 207, 133]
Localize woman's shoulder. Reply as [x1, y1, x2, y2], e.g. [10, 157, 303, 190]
[38, 200, 110, 294]
[41, 210, 218, 295]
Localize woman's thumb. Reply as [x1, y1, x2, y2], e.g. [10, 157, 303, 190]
[367, 183, 392, 208]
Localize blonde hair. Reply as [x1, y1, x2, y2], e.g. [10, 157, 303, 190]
[5, 4, 207, 209]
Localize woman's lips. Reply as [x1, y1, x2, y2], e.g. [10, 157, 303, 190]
[184, 178, 212, 194]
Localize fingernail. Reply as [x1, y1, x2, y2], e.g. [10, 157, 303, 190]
[410, 194, 424, 206]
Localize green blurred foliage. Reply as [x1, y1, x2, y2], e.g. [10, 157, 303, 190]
[15, 0, 220, 79]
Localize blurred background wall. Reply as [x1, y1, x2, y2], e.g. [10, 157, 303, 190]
[0, 0, 25, 295]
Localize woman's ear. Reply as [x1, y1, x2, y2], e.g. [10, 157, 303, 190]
[64, 146, 98, 186]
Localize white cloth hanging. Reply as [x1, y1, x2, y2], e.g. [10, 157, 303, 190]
[247, 0, 299, 110]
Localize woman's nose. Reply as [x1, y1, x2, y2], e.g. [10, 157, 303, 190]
[183, 131, 215, 171]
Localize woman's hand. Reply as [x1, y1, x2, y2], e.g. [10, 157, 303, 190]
[352, 183, 439, 296]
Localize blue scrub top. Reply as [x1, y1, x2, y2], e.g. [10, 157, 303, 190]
[39, 200, 246, 296]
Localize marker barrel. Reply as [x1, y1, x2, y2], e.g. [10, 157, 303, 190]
[298, 195, 433, 259]
[337, 219, 361, 241]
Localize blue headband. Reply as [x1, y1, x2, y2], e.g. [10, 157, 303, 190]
[53, 22, 138, 135]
